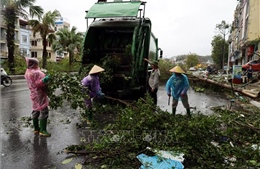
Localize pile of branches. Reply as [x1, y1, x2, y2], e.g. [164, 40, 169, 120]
[65, 96, 260, 169]
[45, 71, 259, 168]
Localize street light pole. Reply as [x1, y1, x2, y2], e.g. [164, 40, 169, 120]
[227, 40, 232, 74]
[216, 20, 229, 70]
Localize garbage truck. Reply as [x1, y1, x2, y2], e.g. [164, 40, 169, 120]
[80, 0, 163, 100]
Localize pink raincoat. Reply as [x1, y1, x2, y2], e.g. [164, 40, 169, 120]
[24, 58, 49, 111]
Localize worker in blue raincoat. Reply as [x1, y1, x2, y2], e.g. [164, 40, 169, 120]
[166, 65, 191, 116]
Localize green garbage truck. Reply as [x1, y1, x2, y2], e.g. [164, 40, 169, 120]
[81, 0, 162, 100]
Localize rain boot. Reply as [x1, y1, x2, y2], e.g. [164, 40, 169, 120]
[186, 109, 191, 117]
[84, 108, 93, 124]
[172, 107, 176, 115]
[39, 118, 51, 137]
[32, 118, 40, 134]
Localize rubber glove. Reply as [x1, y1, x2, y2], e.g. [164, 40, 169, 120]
[96, 90, 105, 98]
[42, 75, 50, 83]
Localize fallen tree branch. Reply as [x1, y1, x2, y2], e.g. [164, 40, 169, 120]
[104, 95, 133, 106]
[189, 74, 260, 98]
[63, 149, 98, 154]
[234, 121, 260, 132]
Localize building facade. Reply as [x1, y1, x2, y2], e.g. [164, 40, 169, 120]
[1, 14, 70, 62]
[229, 0, 260, 67]
[0, 15, 20, 59]
[19, 19, 31, 57]
[30, 17, 71, 62]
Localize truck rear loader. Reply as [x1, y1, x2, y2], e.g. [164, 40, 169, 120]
[80, 0, 162, 100]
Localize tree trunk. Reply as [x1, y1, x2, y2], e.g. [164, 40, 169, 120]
[69, 51, 73, 66]
[194, 76, 260, 98]
[5, 8, 16, 74]
[42, 39, 48, 69]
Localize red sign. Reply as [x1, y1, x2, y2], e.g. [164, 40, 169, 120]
[247, 45, 254, 56]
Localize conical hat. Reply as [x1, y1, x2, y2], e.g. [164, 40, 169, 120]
[151, 60, 159, 67]
[89, 65, 105, 75]
[169, 65, 185, 73]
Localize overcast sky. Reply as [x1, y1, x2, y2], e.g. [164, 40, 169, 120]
[36, 0, 238, 58]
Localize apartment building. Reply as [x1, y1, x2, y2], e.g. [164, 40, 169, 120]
[0, 15, 20, 59]
[0, 15, 70, 62]
[229, 0, 260, 66]
[19, 19, 31, 57]
[30, 17, 70, 61]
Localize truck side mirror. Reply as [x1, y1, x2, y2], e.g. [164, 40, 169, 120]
[160, 50, 163, 58]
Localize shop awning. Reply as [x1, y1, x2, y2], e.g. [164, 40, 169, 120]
[85, 1, 142, 18]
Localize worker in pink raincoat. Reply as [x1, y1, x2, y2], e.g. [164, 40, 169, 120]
[81, 65, 105, 122]
[24, 57, 51, 137]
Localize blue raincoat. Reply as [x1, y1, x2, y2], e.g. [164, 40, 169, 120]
[166, 73, 190, 100]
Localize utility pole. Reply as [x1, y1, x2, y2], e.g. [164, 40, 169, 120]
[216, 21, 230, 69]
[222, 33, 225, 69]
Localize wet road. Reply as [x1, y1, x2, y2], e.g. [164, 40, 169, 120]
[0, 80, 82, 169]
[0, 79, 229, 169]
[157, 84, 228, 115]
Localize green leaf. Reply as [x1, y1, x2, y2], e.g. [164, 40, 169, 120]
[61, 158, 73, 164]
[75, 163, 82, 169]
[101, 164, 108, 169]
[249, 160, 257, 165]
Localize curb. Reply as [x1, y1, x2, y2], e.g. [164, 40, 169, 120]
[9, 75, 25, 80]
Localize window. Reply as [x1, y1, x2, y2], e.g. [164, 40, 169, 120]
[22, 35, 27, 43]
[31, 40, 37, 46]
[31, 52, 37, 58]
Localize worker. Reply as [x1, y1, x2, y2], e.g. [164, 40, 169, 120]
[166, 65, 191, 116]
[144, 58, 160, 105]
[81, 65, 105, 123]
[24, 57, 51, 137]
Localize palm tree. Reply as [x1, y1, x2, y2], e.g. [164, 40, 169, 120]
[1, 0, 43, 74]
[29, 10, 61, 68]
[52, 26, 83, 65]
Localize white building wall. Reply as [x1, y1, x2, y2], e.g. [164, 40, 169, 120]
[19, 28, 31, 57]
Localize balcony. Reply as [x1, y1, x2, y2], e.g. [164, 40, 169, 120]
[14, 39, 20, 45]
[20, 25, 31, 30]
[0, 51, 8, 58]
[0, 36, 6, 43]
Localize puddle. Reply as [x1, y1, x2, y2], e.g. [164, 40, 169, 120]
[157, 85, 228, 115]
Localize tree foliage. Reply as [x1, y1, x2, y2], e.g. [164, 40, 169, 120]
[211, 35, 229, 69]
[186, 53, 199, 68]
[63, 92, 260, 168]
[1, 0, 43, 74]
[43, 69, 260, 169]
[213, 20, 230, 69]
[52, 26, 84, 65]
[28, 10, 61, 68]
[157, 59, 175, 82]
